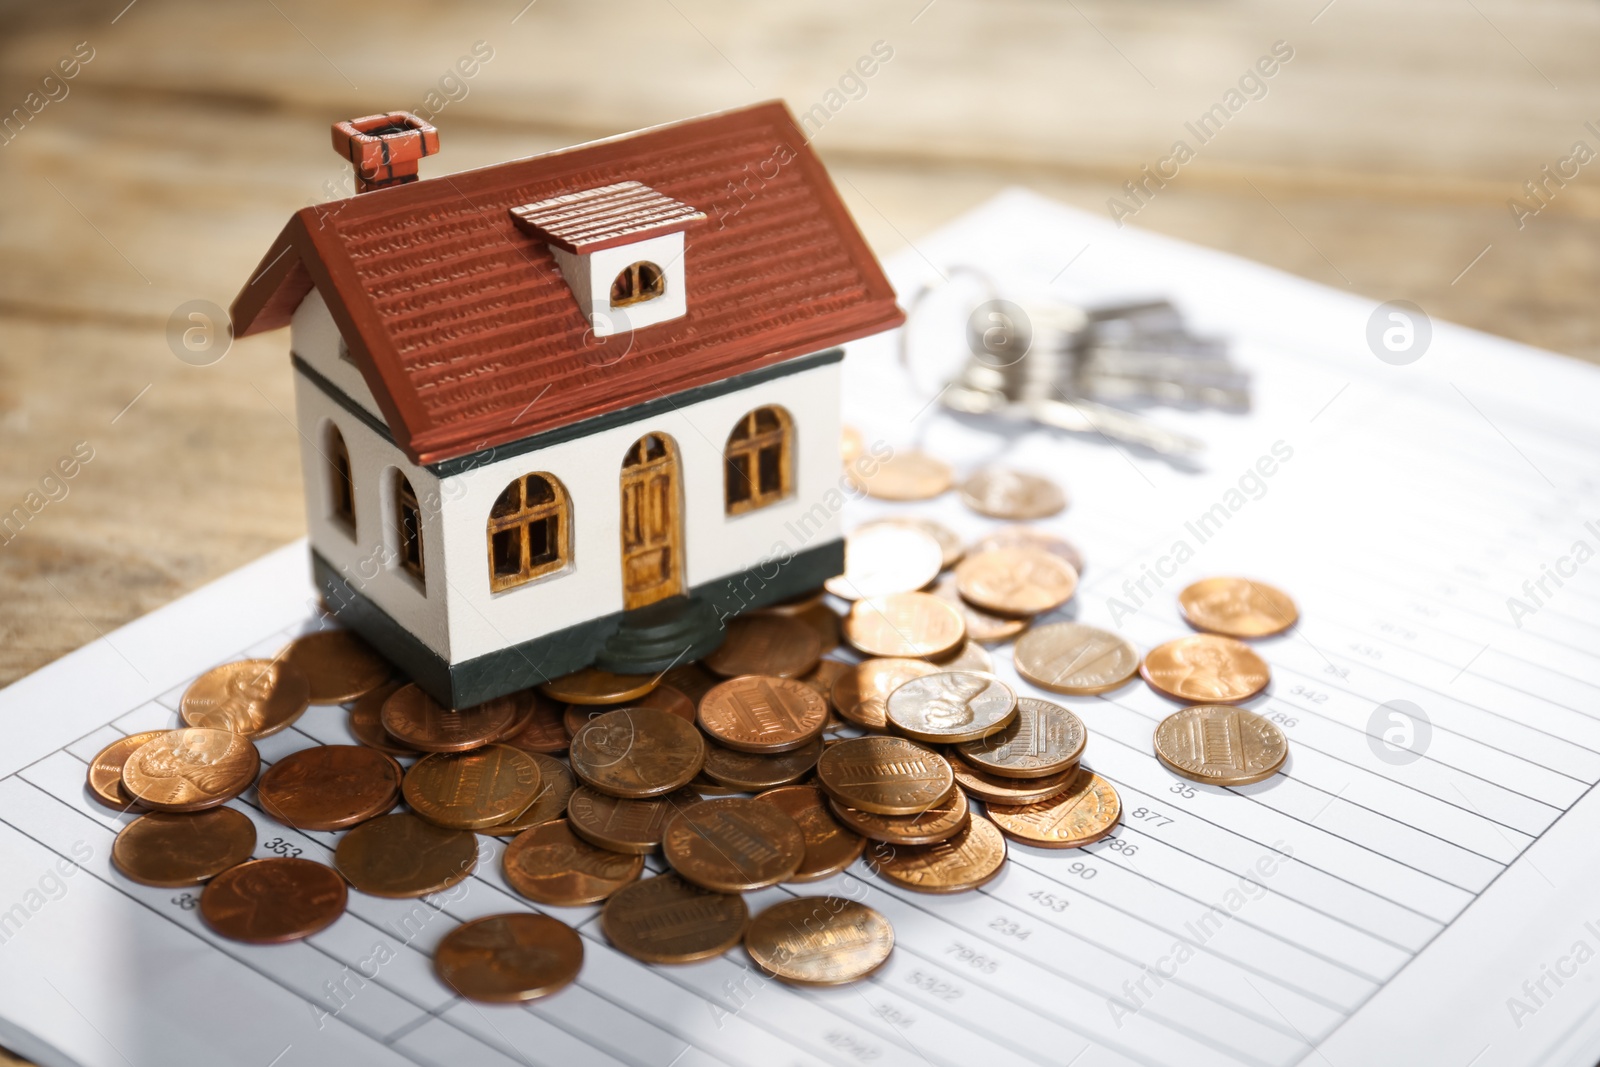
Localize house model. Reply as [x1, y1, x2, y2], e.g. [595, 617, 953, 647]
[230, 102, 903, 708]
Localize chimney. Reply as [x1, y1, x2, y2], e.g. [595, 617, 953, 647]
[330, 111, 439, 194]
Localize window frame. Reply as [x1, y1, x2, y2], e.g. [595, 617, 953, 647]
[486, 473, 571, 593]
[395, 474, 425, 587]
[724, 406, 793, 516]
[326, 424, 357, 536]
[609, 261, 666, 308]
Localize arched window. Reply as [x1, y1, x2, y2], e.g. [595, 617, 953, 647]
[326, 424, 356, 534]
[395, 473, 425, 586]
[610, 261, 664, 307]
[725, 406, 792, 514]
[487, 473, 571, 592]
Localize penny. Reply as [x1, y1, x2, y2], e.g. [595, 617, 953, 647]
[954, 547, 1078, 616]
[111, 808, 256, 888]
[499, 695, 572, 754]
[334, 811, 478, 897]
[660, 663, 719, 706]
[662, 797, 805, 892]
[956, 696, 1087, 779]
[824, 524, 943, 601]
[180, 659, 310, 740]
[257, 744, 402, 831]
[540, 667, 659, 706]
[690, 773, 747, 797]
[746, 897, 894, 985]
[347, 681, 418, 757]
[491, 694, 540, 743]
[850, 448, 953, 501]
[932, 573, 1028, 644]
[278, 629, 392, 704]
[1153, 705, 1288, 785]
[844, 593, 966, 659]
[601, 872, 748, 964]
[562, 684, 698, 738]
[959, 467, 1067, 519]
[987, 769, 1122, 848]
[380, 684, 522, 753]
[763, 587, 827, 616]
[403, 745, 543, 830]
[931, 640, 994, 672]
[1014, 622, 1139, 696]
[503, 819, 644, 906]
[699, 676, 827, 753]
[122, 729, 260, 813]
[434, 913, 583, 1003]
[483, 753, 576, 837]
[703, 614, 821, 679]
[1178, 577, 1299, 638]
[86, 730, 166, 811]
[867, 813, 1007, 894]
[972, 525, 1085, 576]
[858, 517, 964, 569]
[702, 737, 823, 791]
[948, 754, 1083, 805]
[831, 658, 941, 731]
[569, 708, 705, 799]
[756, 785, 866, 882]
[829, 786, 970, 846]
[799, 658, 851, 701]
[1141, 635, 1271, 704]
[565, 785, 703, 854]
[795, 602, 842, 655]
[885, 671, 1018, 744]
[816, 736, 954, 816]
[201, 857, 347, 943]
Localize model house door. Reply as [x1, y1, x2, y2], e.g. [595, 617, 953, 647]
[619, 432, 685, 610]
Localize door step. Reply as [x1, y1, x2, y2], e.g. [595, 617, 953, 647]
[591, 594, 726, 675]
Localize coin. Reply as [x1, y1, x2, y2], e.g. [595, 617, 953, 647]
[831, 658, 941, 731]
[403, 745, 543, 830]
[662, 797, 805, 892]
[857, 517, 964, 569]
[278, 629, 392, 704]
[931, 640, 994, 672]
[201, 857, 347, 943]
[562, 684, 698, 737]
[122, 729, 260, 813]
[86, 730, 166, 811]
[566, 786, 703, 854]
[867, 813, 1007, 894]
[434, 913, 583, 1003]
[1153, 705, 1288, 785]
[347, 681, 418, 757]
[380, 684, 522, 753]
[257, 744, 402, 831]
[569, 708, 705, 799]
[799, 658, 851, 701]
[1140, 635, 1271, 704]
[702, 737, 823, 791]
[502, 819, 644, 906]
[829, 786, 970, 846]
[745, 897, 894, 985]
[824, 524, 943, 601]
[885, 671, 1018, 744]
[601, 872, 748, 964]
[499, 695, 572, 754]
[699, 676, 827, 753]
[764, 587, 827, 616]
[972, 525, 1085, 575]
[540, 667, 659, 706]
[795, 602, 842, 655]
[956, 696, 1086, 778]
[987, 769, 1122, 848]
[954, 548, 1078, 616]
[690, 772, 748, 797]
[931, 573, 1028, 644]
[703, 614, 821, 679]
[850, 448, 953, 501]
[756, 785, 866, 882]
[111, 808, 257, 888]
[948, 754, 1084, 805]
[844, 593, 966, 659]
[1014, 622, 1139, 696]
[816, 736, 954, 816]
[334, 811, 478, 897]
[483, 753, 576, 837]
[660, 663, 719, 705]
[1178, 577, 1299, 638]
[959, 467, 1067, 519]
[180, 660, 310, 739]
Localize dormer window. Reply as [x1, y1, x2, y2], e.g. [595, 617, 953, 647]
[611, 262, 665, 307]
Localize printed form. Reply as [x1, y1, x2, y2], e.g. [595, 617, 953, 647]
[1, 191, 1598, 1067]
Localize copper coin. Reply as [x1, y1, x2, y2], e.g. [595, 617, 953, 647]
[702, 737, 822, 791]
[958, 467, 1067, 519]
[844, 593, 966, 659]
[662, 797, 805, 892]
[746, 897, 894, 985]
[795, 603, 842, 655]
[757, 784, 866, 882]
[660, 663, 719, 705]
[380, 684, 521, 753]
[954, 547, 1078, 616]
[857, 517, 964, 569]
[111, 808, 256, 888]
[763, 587, 827, 616]
[540, 667, 659, 706]
[1140, 635, 1271, 704]
[561, 684, 697, 737]
[435, 913, 583, 1003]
[867, 813, 1007, 894]
[931, 640, 994, 672]
[703, 614, 822, 679]
[799, 658, 851, 701]
[884, 670, 1018, 744]
[503, 819, 644, 906]
[491, 693, 540, 743]
[948, 754, 1083, 805]
[816, 736, 954, 816]
[403, 745, 543, 830]
[849, 448, 952, 501]
[122, 729, 260, 813]
[932, 573, 1028, 644]
[347, 681, 418, 757]
[483, 753, 576, 837]
[1153, 705, 1288, 785]
[569, 708, 705, 799]
[699, 675, 827, 753]
[278, 629, 392, 704]
[972, 525, 1085, 575]
[690, 773, 747, 797]
[601, 872, 748, 964]
[987, 769, 1122, 848]
[334, 812, 478, 897]
[831, 658, 941, 731]
[824, 524, 943, 601]
[1014, 622, 1139, 696]
[201, 857, 347, 943]
[566, 785, 702, 854]
[829, 786, 970, 846]
[257, 744, 402, 831]
[180, 660, 310, 739]
[86, 730, 166, 811]
[956, 696, 1086, 779]
[500, 695, 572, 754]
[1179, 577, 1299, 638]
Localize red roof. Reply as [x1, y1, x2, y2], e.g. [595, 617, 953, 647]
[509, 181, 705, 253]
[232, 101, 903, 466]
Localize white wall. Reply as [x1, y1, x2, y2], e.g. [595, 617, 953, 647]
[291, 290, 386, 422]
